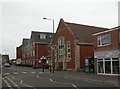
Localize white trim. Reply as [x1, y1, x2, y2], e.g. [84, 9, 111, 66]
[78, 43, 93, 45]
[97, 58, 119, 75]
[93, 27, 119, 36]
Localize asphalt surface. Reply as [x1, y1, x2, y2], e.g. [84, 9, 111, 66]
[1, 65, 119, 89]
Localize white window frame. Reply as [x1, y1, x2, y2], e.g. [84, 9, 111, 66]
[97, 58, 119, 75]
[40, 34, 46, 39]
[97, 34, 111, 47]
[58, 37, 65, 59]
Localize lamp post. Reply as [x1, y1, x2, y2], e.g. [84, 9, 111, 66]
[43, 17, 55, 73]
[43, 17, 54, 33]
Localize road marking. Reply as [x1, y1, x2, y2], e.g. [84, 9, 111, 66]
[50, 78, 53, 82]
[64, 76, 68, 79]
[11, 76, 23, 85]
[84, 80, 92, 83]
[31, 72, 35, 74]
[72, 84, 78, 89]
[114, 85, 119, 87]
[4, 73, 10, 75]
[39, 72, 44, 74]
[6, 77, 18, 87]
[2, 78, 13, 89]
[13, 72, 19, 75]
[22, 72, 27, 74]
[22, 84, 33, 87]
[37, 75, 39, 78]
[20, 80, 23, 84]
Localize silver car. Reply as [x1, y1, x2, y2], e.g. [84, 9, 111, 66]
[4, 63, 10, 67]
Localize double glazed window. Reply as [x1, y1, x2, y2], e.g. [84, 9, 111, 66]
[39, 34, 46, 39]
[97, 34, 111, 47]
[58, 37, 65, 59]
[97, 58, 119, 74]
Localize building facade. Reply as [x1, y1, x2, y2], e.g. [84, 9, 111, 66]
[30, 31, 54, 68]
[21, 38, 30, 66]
[16, 45, 22, 59]
[93, 26, 120, 75]
[52, 19, 108, 71]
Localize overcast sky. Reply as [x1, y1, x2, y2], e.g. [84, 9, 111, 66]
[0, 0, 119, 59]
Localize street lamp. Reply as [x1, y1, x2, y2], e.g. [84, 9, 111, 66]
[43, 17, 54, 33]
[43, 17, 55, 73]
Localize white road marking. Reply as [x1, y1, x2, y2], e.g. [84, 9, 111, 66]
[50, 78, 53, 82]
[13, 72, 19, 75]
[6, 77, 18, 87]
[11, 75, 23, 85]
[20, 80, 23, 84]
[4, 73, 10, 75]
[31, 72, 35, 74]
[37, 75, 39, 78]
[22, 72, 27, 74]
[64, 76, 68, 79]
[39, 72, 44, 74]
[22, 84, 33, 87]
[114, 85, 119, 87]
[84, 80, 92, 83]
[72, 84, 78, 89]
[2, 78, 13, 89]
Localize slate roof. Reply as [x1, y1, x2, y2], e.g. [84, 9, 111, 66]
[65, 21, 109, 44]
[31, 31, 55, 44]
[22, 38, 30, 45]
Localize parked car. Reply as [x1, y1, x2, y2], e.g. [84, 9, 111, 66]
[4, 63, 10, 67]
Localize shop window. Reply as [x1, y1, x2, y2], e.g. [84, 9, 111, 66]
[112, 61, 119, 74]
[98, 61, 104, 73]
[105, 61, 111, 74]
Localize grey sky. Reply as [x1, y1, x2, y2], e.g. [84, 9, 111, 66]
[1, 0, 119, 59]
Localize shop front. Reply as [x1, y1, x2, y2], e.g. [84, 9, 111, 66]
[95, 50, 119, 75]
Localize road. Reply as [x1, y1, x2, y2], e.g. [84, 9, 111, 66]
[2, 65, 119, 89]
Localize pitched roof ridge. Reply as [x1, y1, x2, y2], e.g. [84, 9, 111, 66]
[65, 22, 109, 30]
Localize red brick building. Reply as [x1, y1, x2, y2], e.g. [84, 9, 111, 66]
[30, 31, 54, 68]
[16, 45, 22, 59]
[52, 19, 108, 71]
[21, 38, 30, 66]
[93, 26, 120, 75]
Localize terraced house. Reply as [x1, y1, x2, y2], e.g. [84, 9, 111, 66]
[93, 26, 120, 75]
[52, 19, 108, 72]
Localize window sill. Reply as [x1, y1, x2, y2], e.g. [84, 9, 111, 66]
[98, 44, 111, 47]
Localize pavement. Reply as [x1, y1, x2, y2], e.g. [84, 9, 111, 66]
[51, 70, 119, 86]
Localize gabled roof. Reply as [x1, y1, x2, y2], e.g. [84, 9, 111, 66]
[66, 22, 109, 44]
[31, 31, 55, 44]
[56, 19, 109, 45]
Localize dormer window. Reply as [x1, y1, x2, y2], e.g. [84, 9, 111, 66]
[39, 34, 46, 39]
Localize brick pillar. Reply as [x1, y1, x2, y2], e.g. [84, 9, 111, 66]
[74, 39, 80, 71]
